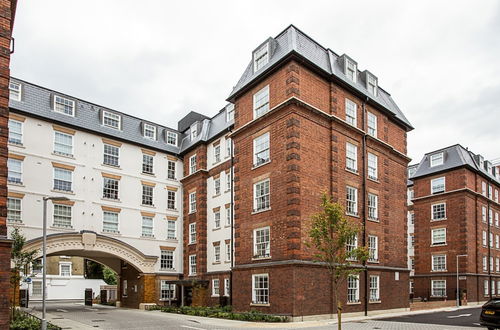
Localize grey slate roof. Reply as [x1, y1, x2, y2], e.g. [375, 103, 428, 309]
[178, 105, 234, 152]
[9, 78, 234, 155]
[227, 25, 413, 130]
[410, 144, 500, 185]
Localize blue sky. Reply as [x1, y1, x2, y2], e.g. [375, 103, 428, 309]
[11, 0, 500, 163]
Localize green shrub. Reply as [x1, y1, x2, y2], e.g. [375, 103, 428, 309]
[151, 305, 286, 322]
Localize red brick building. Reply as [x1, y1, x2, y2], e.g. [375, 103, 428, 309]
[410, 144, 500, 304]
[180, 25, 414, 318]
[0, 0, 17, 328]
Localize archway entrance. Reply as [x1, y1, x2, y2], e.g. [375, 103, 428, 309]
[23, 231, 158, 308]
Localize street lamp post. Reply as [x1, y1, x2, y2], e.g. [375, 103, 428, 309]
[456, 254, 468, 308]
[41, 196, 69, 330]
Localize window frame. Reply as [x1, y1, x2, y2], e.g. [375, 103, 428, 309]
[432, 254, 447, 271]
[141, 184, 154, 206]
[53, 204, 72, 228]
[142, 154, 154, 175]
[54, 131, 74, 157]
[253, 179, 270, 212]
[189, 192, 196, 213]
[189, 223, 196, 244]
[53, 95, 75, 117]
[102, 211, 119, 233]
[160, 250, 174, 270]
[167, 190, 176, 210]
[253, 85, 270, 118]
[430, 153, 444, 167]
[9, 81, 21, 101]
[53, 167, 73, 192]
[367, 112, 377, 137]
[253, 226, 270, 259]
[431, 228, 446, 245]
[368, 235, 378, 262]
[347, 275, 360, 303]
[167, 160, 176, 180]
[143, 123, 157, 140]
[8, 119, 23, 145]
[252, 273, 269, 305]
[189, 155, 197, 174]
[7, 158, 23, 184]
[141, 216, 154, 238]
[7, 197, 22, 223]
[346, 186, 358, 216]
[367, 152, 378, 180]
[431, 177, 445, 194]
[368, 193, 378, 221]
[103, 144, 120, 167]
[431, 280, 446, 297]
[431, 203, 446, 220]
[346, 142, 358, 173]
[167, 220, 176, 240]
[253, 43, 269, 72]
[102, 110, 121, 130]
[345, 99, 357, 127]
[103, 177, 119, 200]
[253, 132, 270, 167]
[369, 275, 380, 302]
[212, 279, 220, 296]
[166, 131, 178, 146]
[189, 254, 197, 275]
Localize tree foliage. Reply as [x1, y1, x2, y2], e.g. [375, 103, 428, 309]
[10, 227, 36, 315]
[103, 266, 117, 285]
[307, 193, 368, 329]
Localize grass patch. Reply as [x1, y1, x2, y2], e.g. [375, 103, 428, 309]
[149, 305, 287, 322]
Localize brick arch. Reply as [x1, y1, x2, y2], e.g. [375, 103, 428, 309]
[23, 231, 157, 273]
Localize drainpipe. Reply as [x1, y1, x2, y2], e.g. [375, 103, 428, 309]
[488, 197, 492, 297]
[361, 97, 369, 316]
[475, 174, 479, 302]
[229, 131, 234, 307]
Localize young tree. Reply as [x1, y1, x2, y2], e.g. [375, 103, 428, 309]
[10, 227, 36, 316]
[307, 193, 368, 330]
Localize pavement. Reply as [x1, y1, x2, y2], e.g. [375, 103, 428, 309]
[23, 301, 488, 330]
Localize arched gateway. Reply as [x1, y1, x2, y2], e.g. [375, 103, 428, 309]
[23, 231, 160, 308]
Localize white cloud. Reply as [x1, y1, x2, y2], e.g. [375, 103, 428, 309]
[10, 0, 500, 161]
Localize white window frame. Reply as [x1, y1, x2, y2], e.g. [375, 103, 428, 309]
[431, 280, 446, 297]
[102, 211, 119, 233]
[214, 245, 221, 263]
[189, 255, 197, 275]
[253, 132, 270, 167]
[53, 167, 73, 192]
[102, 110, 121, 130]
[368, 193, 378, 221]
[103, 177, 119, 200]
[53, 204, 72, 228]
[369, 275, 380, 302]
[226, 138, 232, 158]
[346, 186, 358, 216]
[143, 123, 156, 140]
[54, 95, 75, 116]
[189, 223, 196, 244]
[253, 85, 270, 118]
[253, 179, 270, 212]
[214, 177, 221, 196]
[160, 250, 174, 270]
[346, 142, 357, 172]
[432, 254, 446, 271]
[431, 177, 445, 194]
[431, 203, 446, 220]
[189, 192, 196, 213]
[167, 160, 176, 180]
[485, 279, 489, 296]
[160, 281, 176, 300]
[103, 144, 120, 167]
[367, 74, 378, 96]
[189, 155, 197, 174]
[167, 190, 176, 210]
[190, 124, 198, 140]
[166, 131, 177, 146]
[7, 158, 23, 184]
[7, 197, 22, 223]
[214, 211, 221, 229]
[431, 228, 446, 245]
[368, 235, 378, 262]
[430, 153, 444, 167]
[345, 58, 357, 82]
[54, 131, 74, 157]
[346, 235, 358, 261]
[226, 241, 231, 262]
[345, 99, 357, 127]
[347, 275, 360, 303]
[167, 220, 176, 240]
[59, 262, 72, 277]
[224, 278, 230, 296]
[252, 273, 269, 304]
[253, 43, 269, 72]
[367, 153, 378, 180]
[9, 81, 21, 101]
[367, 112, 377, 137]
[212, 279, 220, 296]
[253, 226, 270, 259]
[8, 119, 23, 145]
[226, 104, 235, 122]
[214, 144, 221, 164]
[141, 184, 154, 206]
[142, 154, 154, 174]
[141, 216, 154, 238]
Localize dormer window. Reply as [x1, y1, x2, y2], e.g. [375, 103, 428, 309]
[226, 104, 235, 122]
[166, 131, 177, 146]
[190, 124, 198, 141]
[103, 111, 121, 130]
[54, 95, 75, 116]
[253, 43, 269, 72]
[430, 153, 444, 167]
[345, 59, 357, 83]
[367, 74, 378, 96]
[9, 81, 21, 101]
[143, 123, 156, 140]
[408, 167, 417, 178]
